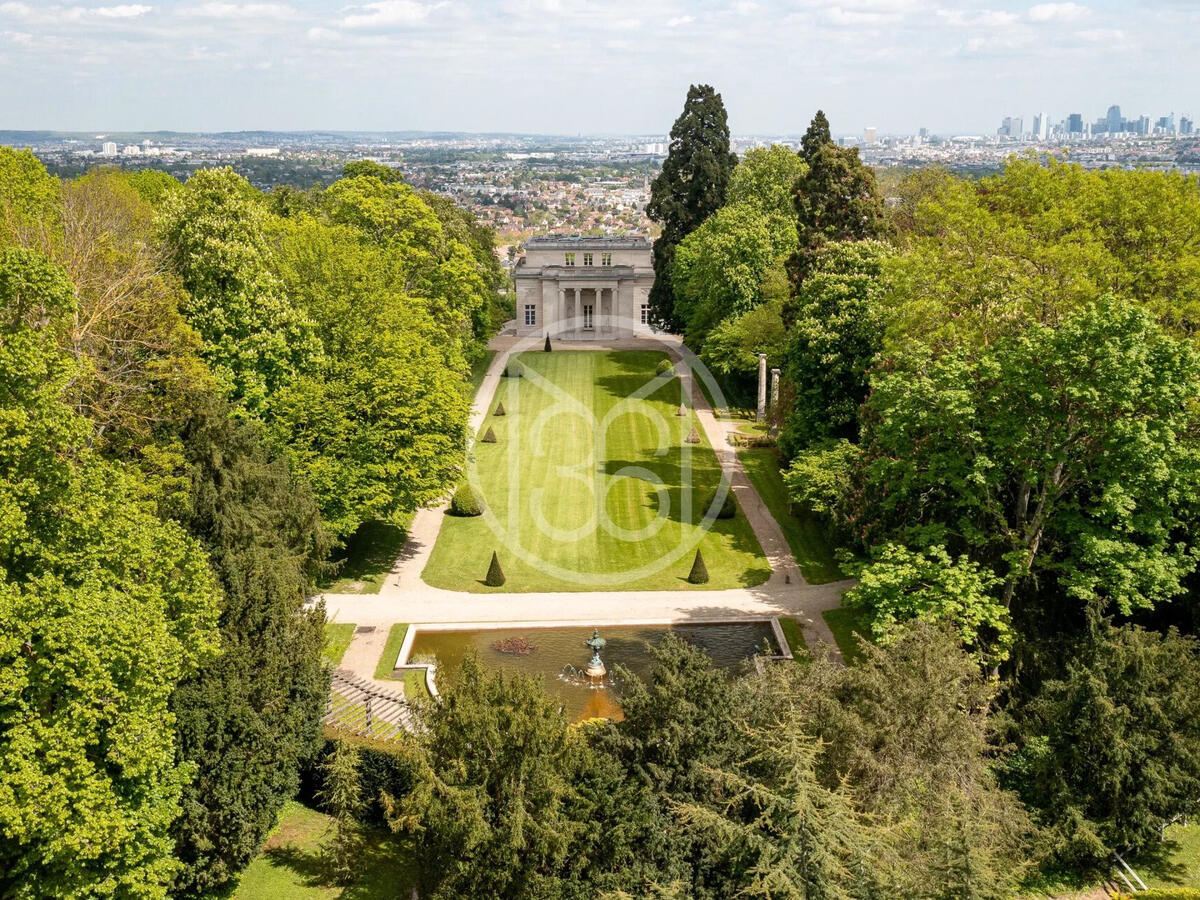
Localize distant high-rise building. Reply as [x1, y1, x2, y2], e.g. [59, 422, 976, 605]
[998, 116, 1023, 138]
[1106, 104, 1123, 134]
[1182, 116, 1195, 136]
[1156, 113, 1176, 134]
[1033, 113, 1049, 141]
[1137, 115, 1150, 136]
[1067, 113, 1084, 135]
[864, 125, 877, 143]
[101, 141, 117, 156]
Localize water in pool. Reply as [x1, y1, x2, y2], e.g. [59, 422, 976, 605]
[404, 622, 777, 721]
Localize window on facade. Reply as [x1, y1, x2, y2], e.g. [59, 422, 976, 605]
[524, 304, 536, 326]
[640, 304, 650, 325]
[583, 304, 594, 329]
[583, 253, 594, 266]
[565, 252, 575, 266]
[601, 252, 612, 266]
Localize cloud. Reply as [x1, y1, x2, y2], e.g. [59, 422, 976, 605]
[1, 1, 153, 19]
[1028, 2, 1088, 22]
[937, 9, 1021, 28]
[1075, 27, 1124, 42]
[92, 4, 152, 16]
[340, 0, 446, 28]
[185, 3, 295, 18]
[666, 14, 693, 26]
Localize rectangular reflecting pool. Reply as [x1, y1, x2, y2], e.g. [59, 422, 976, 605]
[402, 621, 781, 722]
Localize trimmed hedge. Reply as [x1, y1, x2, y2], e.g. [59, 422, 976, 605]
[704, 489, 736, 519]
[481, 427, 497, 443]
[655, 358, 674, 377]
[688, 549, 709, 585]
[448, 485, 484, 517]
[485, 550, 506, 587]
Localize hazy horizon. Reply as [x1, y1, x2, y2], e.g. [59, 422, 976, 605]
[1, 0, 1196, 136]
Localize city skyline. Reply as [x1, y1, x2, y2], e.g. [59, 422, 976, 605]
[0, 1, 1196, 135]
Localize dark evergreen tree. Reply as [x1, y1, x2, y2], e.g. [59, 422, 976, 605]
[788, 111, 887, 297]
[687, 549, 709, 584]
[647, 85, 738, 332]
[545, 333, 552, 352]
[485, 550, 506, 587]
[169, 393, 332, 895]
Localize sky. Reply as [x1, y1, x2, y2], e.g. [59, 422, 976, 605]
[0, 0, 1195, 136]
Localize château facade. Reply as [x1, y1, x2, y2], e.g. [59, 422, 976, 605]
[513, 236, 655, 339]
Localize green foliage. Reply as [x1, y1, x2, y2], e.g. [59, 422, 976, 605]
[728, 144, 808, 221]
[0, 146, 60, 248]
[485, 550, 505, 586]
[160, 167, 321, 416]
[167, 392, 331, 895]
[654, 357, 674, 377]
[790, 111, 887, 287]
[703, 488, 736, 520]
[846, 543, 1012, 662]
[342, 160, 402, 183]
[687, 549, 709, 584]
[1012, 624, 1200, 867]
[319, 740, 365, 885]
[647, 84, 738, 332]
[780, 240, 890, 456]
[448, 484, 484, 517]
[0, 249, 221, 899]
[699, 297, 789, 380]
[783, 439, 861, 538]
[886, 155, 1200, 347]
[493, 400, 506, 416]
[545, 333, 552, 352]
[855, 299, 1200, 624]
[481, 426, 497, 443]
[386, 655, 580, 899]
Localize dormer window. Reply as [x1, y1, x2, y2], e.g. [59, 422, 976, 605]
[564, 252, 575, 266]
[601, 252, 612, 266]
[583, 253, 594, 266]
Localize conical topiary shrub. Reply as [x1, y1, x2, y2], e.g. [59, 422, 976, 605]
[685, 427, 701, 444]
[485, 550, 506, 587]
[494, 401, 506, 416]
[504, 362, 522, 378]
[687, 549, 709, 585]
[677, 403, 686, 417]
[704, 489, 736, 519]
[544, 334, 552, 352]
[482, 427, 497, 443]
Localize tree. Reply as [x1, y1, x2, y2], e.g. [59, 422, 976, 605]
[647, 85, 738, 332]
[789, 112, 886, 290]
[727, 145, 808, 223]
[342, 159, 402, 183]
[168, 392, 331, 895]
[846, 543, 1011, 663]
[1013, 624, 1200, 866]
[320, 740, 365, 884]
[159, 167, 321, 417]
[386, 656, 582, 899]
[0, 248, 220, 898]
[687, 549, 709, 584]
[485, 550, 505, 586]
[853, 299, 1200, 639]
[779, 240, 890, 456]
[0, 147, 60, 249]
[699, 297, 789, 381]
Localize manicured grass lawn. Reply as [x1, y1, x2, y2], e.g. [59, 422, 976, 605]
[372, 624, 409, 680]
[778, 616, 808, 658]
[424, 350, 770, 592]
[322, 624, 355, 666]
[230, 801, 417, 899]
[320, 519, 410, 595]
[1139, 823, 1200, 889]
[823, 606, 873, 663]
[469, 350, 496, 394]
[739, 447, 844, 584]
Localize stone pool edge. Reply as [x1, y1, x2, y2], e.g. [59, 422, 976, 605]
[392, 615, 794, 701]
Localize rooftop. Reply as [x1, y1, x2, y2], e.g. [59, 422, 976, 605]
[526, 234, 652, 249]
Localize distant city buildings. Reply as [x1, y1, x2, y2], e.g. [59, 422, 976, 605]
[997, 102, 1191, 141]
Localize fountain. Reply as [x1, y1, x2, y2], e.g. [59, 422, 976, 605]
[583, 629, 607, 683]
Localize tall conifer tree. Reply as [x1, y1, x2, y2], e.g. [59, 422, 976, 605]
[647, 84, 738, 332]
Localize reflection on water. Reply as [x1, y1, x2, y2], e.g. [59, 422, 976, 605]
[406, 623, 776, 722]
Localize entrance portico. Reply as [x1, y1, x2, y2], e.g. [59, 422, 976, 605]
[514, 236, 655, 340]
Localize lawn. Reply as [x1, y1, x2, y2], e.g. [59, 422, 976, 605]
[778, 616, 808, 657]
[323, 624, 356, 666]
[738, 447, 844, 584]
[469, 349, 496, 395]
[371, 623, 431, 701]
[823, 606, 873, 663]
[320, 519, 410, 595]
[230, 801, 417, 899]
[1139, 823, 1200, 890]
[423, 350, 771, 592]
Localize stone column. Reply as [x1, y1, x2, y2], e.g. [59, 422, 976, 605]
[757, 353, 768, 422]
[770, 368, 780, 409]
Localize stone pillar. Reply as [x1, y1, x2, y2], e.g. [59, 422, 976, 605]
[770, 368, 780, 409]
[757, 353, 768, 422]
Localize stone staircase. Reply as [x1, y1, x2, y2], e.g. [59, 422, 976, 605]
[324, 668, 415, 741]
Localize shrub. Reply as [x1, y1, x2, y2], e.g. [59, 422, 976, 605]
[686, 427, 701, 444]
[656, 358, 674, 377]
[493, 401, 506, 416]
[687, 549, 709, 584]
[485, 550, 506, 587]
[448, 485, 484, 517]
[544, 334, 551, 352]
[481, 427, 497, 443]
[704, 489, 736, 519]
[677, 403, 686, 417]
[504, 362, 522, 378]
